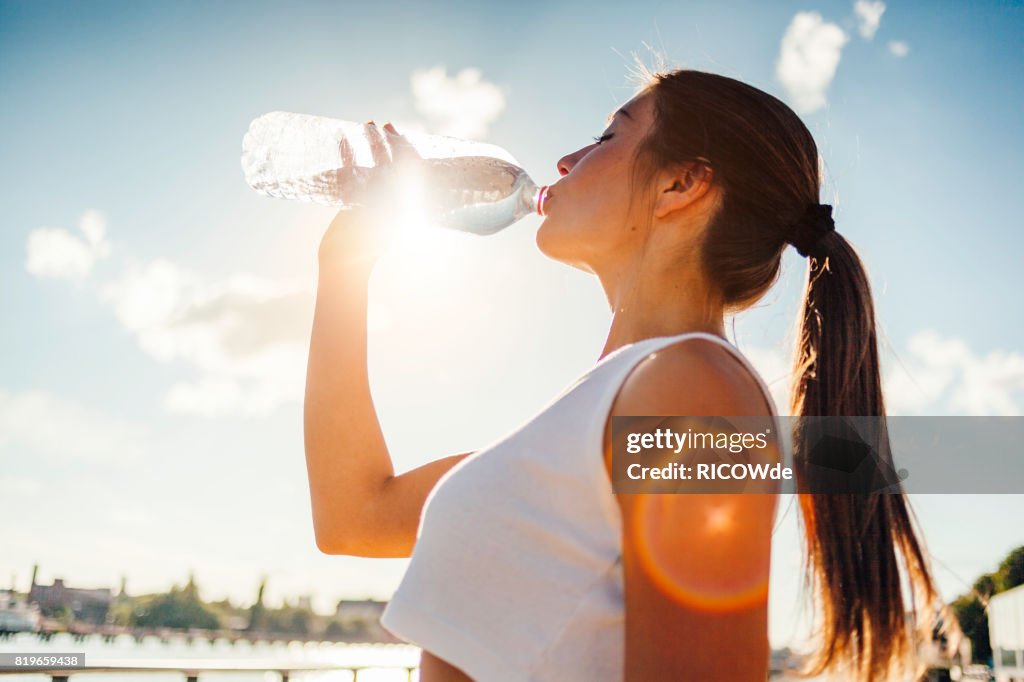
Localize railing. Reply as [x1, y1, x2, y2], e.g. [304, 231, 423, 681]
[0, 658, 418, 681]
[3, 624, 400, 647]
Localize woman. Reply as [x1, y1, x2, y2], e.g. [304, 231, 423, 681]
[303, 67, 939, 681]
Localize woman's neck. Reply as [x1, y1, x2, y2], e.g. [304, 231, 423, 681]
[597, 266, 726, 360]
[600, 309, 726, 360]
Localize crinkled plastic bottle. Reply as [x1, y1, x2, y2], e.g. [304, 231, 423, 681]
[241, 112, 548, 235]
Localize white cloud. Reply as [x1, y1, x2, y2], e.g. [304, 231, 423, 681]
[163, 378, 246, 417]
[883, 330, 1024, 415]
[853, 0, 886, 40]
[0, 389, 143, 464]
[776, 12, 849, 114]
[29, 215, 318, 418]
[25, 209, 111, 279]
[411, 66, 506, 140]
[888, 40, 910, 57]
[100, 260, 314, 417]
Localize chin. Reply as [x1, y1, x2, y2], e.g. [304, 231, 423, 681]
[535, 220, 596, 273]
[535, 217, 572, 261]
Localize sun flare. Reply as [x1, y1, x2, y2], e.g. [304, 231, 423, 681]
[384, 162, 469, 265]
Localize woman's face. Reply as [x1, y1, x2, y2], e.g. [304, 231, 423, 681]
[536, 90, 656, 274]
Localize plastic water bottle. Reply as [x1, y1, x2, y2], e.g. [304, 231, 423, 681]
[241, 112, 549, 236]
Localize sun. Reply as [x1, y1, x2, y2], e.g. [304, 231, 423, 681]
[361, 161, 484, 346]
[368, 195, 479, 349]
[390, 213, 467, 263]
[381, 163, 472, 267]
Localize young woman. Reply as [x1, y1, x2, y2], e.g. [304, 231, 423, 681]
[303, 68, 939, 681]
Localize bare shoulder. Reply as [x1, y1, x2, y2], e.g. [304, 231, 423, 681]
[601, 336, 780, 488]
[611, 336, 772, 419]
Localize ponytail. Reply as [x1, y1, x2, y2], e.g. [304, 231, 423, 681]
[632, 65, 944, 679]
[790, 233, 940, 681]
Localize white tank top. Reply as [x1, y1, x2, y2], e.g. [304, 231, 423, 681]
[379, 332, 782, 681]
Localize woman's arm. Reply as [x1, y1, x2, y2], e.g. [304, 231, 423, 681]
[304, 207, 473, 558]
[606, 338, 780, 680]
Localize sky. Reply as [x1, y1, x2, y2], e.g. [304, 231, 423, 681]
[1, 0, 1023, 651]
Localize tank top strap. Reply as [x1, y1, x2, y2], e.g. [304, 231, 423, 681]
[605, 331, 782, 433]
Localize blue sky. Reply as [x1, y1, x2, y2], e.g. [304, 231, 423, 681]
[2, 0, 1022, 650]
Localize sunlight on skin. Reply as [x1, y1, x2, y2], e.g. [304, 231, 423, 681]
[632, 493, 771, 612]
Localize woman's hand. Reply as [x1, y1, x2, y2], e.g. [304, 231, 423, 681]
[317, 121, 421, 272]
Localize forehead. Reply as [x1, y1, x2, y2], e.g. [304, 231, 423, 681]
[605, 92, 653, 124]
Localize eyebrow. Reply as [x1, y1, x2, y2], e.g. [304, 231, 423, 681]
[606, 106, 633, 124]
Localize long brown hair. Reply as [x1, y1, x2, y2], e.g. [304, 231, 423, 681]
[629, 64, 940, 680]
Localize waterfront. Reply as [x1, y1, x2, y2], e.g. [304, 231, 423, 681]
[0, 631, 420, 681]
[0, 632, 823, 681]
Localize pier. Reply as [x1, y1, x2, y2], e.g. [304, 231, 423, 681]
[0, 621, 401, 646]
[0, 658, 418, 681]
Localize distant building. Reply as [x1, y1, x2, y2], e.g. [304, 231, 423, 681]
[29, 578, 112, 624]
[221, 614, 249, 631]
[0, 589, 41, 632]
[335, 598, 386, 623]
[990, 584, 1024, 682]
[333, 599, 390, 642]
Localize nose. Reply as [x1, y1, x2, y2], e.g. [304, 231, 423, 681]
[556, 148, 586, 176]
[556, 154, 572, 177]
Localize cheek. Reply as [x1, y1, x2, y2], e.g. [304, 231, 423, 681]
[571, 179, 634, 241]
[584, 158, 638, 227]
[535, 153, 640, 260]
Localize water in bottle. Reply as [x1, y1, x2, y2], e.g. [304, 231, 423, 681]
[241, 112, 548, 236]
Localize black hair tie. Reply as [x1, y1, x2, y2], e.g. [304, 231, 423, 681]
[788, 203, 836, 257]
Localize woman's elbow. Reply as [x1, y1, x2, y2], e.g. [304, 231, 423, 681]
[313, 513, 383, 556]
[314, 530, 344, 555]
[312, 514, 362, 555]
[315, 529, 397, 557]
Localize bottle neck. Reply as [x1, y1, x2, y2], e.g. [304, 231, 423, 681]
[517, 176, 546, 218]
[534, 184, 548, 216]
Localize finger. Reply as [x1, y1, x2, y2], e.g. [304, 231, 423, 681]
[365, 120, 392, 167]
[339, 133, 355, 169]
[382, 122, 422, 164]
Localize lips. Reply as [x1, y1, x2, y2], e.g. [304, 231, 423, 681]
[537, 185, 552, 216]
[540, 185, 555, 215]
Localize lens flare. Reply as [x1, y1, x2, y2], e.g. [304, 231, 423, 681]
[631, 494, 770, 613]
[383, 162, 464, 261]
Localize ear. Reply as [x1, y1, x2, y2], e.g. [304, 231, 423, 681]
[652, 161, 714, 221]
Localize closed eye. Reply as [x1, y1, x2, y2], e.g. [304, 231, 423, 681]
[592, 133, 614, 145]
